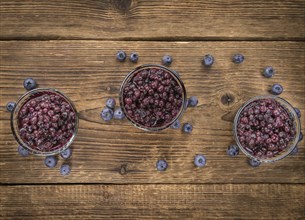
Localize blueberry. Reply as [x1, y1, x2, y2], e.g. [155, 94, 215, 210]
[6, 102, 16, 112]
[227, 144, 239, 157]
[202, 54, 214, 67]
[129, 52, 139, 63]
[263, 66, 275, 78]
[116, 50, 126, 62]
[170, 120, 180, 129]
[114, 107, 125, 120]
[60, 164, 71, 176]
[194, 154, 206, 167]
[188, 96, 198, 107]
[18, 145, 29, 157]
[232, 54, 245, 64]
[248, 158, 261, 167]
[44, 156, 58, 168]
[182, 123, 193, 133]
[23, 78, 37, 90]
[290, 146, 299, 155]
[294, 107, 301, 118]
[271, 84, 283, 95]
[100, 107, 114, 121]
[106, 98, 116, 109]
[60, 147, 72, 159]
[156, 159, 168, 171]
[162, 55, 173, 66]
[299, 132, 303, 142]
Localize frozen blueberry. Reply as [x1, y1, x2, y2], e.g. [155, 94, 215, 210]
[114, 107, 125, 120]
[60, 164, 71, 176]
[106, 98, 116, 109]
[116, 50, 126, 62]
[248, 158, 261, 167]
[188, 96, 198, 107]
[202, 54, 214, 67]
[170, 120, 180, 129]
[18, 145, 29, 157]
[299, 132, 303, 142]
[100, 107, 114, 121]
[182, 123, 193, 133]
[290, 146, 299, 155]
[162, 55, 173, 66]
[271, 84, 283, 95]
[227, 144, 239, 157]
[156, 159, 168, 171]
[294, 107, 301, 118]
[263, 66, 275, 78]
[23, 78, 37, 90]
[6, 102, 16, 112]
[129, 52, 139, 63]
[194, 154, 206, 167]
[60, 147, 72, 159]
[44, 156, 58, 168]
[232, 54, 245, 64]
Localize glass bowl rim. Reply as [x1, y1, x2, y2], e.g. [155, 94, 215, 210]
[233, 95, 301, 163]
[11, 88, 79, 156]
[119, 64, 187, 131]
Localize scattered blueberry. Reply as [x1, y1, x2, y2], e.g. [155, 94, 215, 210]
[60, 147, 72, 160]
[23, 78, 37, 90]
[194, 154, 206, 167]
[44, 156, 58, 168]
[294, 107, 301, 118]
[106, 98, 116, 109]
[116, 50, 126, 62]
[100, 107, 114, 121]
[227, 144, 239, 157]
[182, 123, 193, 133]
[17, 145, 29, 157]
[263, 66, 275, 78]
[271, 84, 283, 95]
[114, 107, 125, 120]
[299, 132, 303, 142]
[290, 146, 299, 155]
[188, 96, 198, 107]
[248, 158, 261, 167]
[129, 52, 139, 63]
[170, 120, 181, 129]
[6, 102, 16, 112]
[156, 159, 168, 171]
[202, 54, 214, 67]
[60, 164, 71, 176]
[162, 55, 173, 66]
[232, 54, 245, 64]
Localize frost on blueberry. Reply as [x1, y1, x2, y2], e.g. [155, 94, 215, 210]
[188, 96, 198, 107]
[202, 54, 214, 67]
[156, 159, 168, 171]
[129, 52, 139, 63]
[227, 144, 239, 157]
[100, 107, 114, 121]
[44, 156, 58, 168]
[60, 147, 72, 159]
[182, 123, 193, 133]
[6, 102, 16, 112]
[294, 107, 301, 118]
[114, 107, 125, 120]
[23, 78, 37, 90]
[263, 66, 275, 78]
[248, 158, 261, 167]
[116, 50, 126, 62]
[232, 54, 245, 64]
[271, 84, 283, 95]
[60, 164, 71, 176]
[18, 145, 29, 157]
[170, 120, 180, 129]
[194, 154, 206, 167]
[162, 55, 173, 66]
[106, 98, 116, 109]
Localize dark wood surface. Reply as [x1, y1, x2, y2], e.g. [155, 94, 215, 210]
[0, 1, 304, 219]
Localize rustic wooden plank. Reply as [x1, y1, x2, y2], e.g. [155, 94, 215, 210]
[1, 0, 304, 40]
[0, 184, 304, 219]
[0, 41, 304, 184]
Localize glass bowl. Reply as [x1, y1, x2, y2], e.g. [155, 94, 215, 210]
[233, 95, 301, 163]
[11, 88, 79, 156]
[119, 64, 187, 131]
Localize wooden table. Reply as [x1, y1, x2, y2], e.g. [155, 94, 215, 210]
[1, 1, 304, 219]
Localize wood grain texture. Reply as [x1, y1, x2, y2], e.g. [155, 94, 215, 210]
[1, 0, 305, 40]
[0, 41, 304, 184]
[1, 184, 304, 219]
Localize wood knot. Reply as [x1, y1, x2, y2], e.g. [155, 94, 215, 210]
[220, 93, 235, 106]
[113, 0, 132, 13]
[119, 164, 128, 175]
